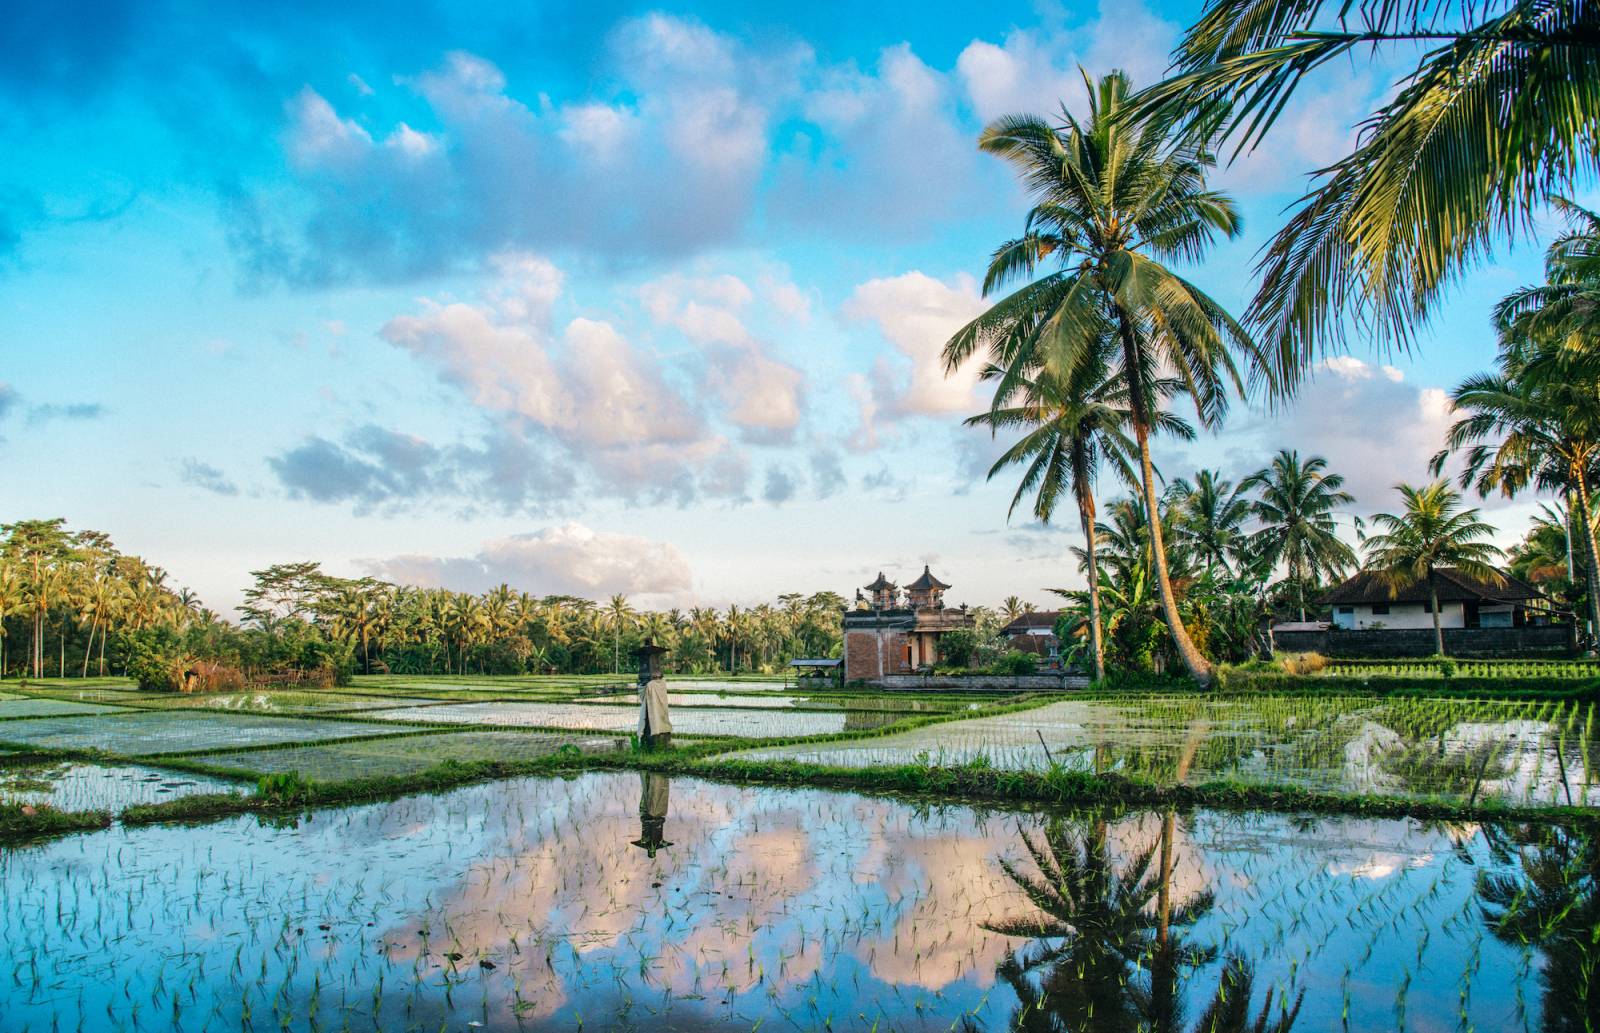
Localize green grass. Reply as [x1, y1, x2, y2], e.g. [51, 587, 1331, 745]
[0, 799, 111, 839]
[0, 711, 433, 757]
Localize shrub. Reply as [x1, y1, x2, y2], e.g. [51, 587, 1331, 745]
[991, 650, 1039, 676]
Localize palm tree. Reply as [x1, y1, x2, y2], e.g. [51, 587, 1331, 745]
[605, 593, 634, 674]
[945, 71, 1273, 685]
[1364, 481, 1505, 656]
[1170, 469, 1253, 579]
[1244, 450, 1359, 621]
[1438, 222, 1600, 642]
[0, 559, 21, 679]
[3, 519, 77, 678]
[1132, 0, 1600, 376]
[968, 332, 1197, 681]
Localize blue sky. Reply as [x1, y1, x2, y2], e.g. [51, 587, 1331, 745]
[0, 0, 1576, 614]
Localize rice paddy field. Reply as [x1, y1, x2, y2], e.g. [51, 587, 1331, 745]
[2, 771, 1594, 1032]
[2, 674, 1599, 1030]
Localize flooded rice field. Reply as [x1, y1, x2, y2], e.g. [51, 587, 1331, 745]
[364, 700, 905, 737]
[2, 772, 1591, 1032]
[188, 731, 626, 781]
[0, 760, 247, 810]
[728, 694, 1600, 805]
[0, 711, 429, 756]
[0, 696, 128, 719]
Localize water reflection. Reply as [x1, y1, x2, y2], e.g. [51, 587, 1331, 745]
[0, 772, 1580, 1031]
[630, 771, 672, 857]
[1479, 822, 1600, 1033]
[986, 809, 1300, 1032]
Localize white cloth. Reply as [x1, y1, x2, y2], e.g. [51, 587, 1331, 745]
[639, 678, 672, 737]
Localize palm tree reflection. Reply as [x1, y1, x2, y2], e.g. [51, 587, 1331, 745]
[1478, 822, 1600, 1033]
[987, 809, 1300, 1032]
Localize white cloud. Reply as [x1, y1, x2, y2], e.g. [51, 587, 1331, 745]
[638, 270, 807, 441]
[1260, 356, 1455, 511]
[363, 523, 694, 603]
[285, 88, 372, 168]
[842, 271, 988, 447]
[380, 256, 734, 499]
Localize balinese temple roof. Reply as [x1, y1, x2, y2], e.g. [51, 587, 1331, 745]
[905, 565, 951, 591]
[865, 572, 896, 591]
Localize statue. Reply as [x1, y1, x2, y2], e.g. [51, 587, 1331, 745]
[634, 640, 672, 748]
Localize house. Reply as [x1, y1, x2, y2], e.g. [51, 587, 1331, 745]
[1322, 568, 1550, 630]
[842, 567, 975, 682]
[1271, 566, 1573, 657]
[999, 610, 1061, 659]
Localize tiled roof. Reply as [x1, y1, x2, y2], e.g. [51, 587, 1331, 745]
[1001, 610, 1061, 634]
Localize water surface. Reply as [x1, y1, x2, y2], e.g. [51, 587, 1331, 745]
[0, 772, 1586, 1031]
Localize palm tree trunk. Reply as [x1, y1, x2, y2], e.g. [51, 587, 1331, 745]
[98, 628, 107, 676]
[1430, 577, 1446, 657]
[1130, 411, 1214, 685]
[1573, 478, 1600, 652]
[1118, 318, 1213, 686]
[1078, 489, 1106, 682]
[81, 617, 96, 678]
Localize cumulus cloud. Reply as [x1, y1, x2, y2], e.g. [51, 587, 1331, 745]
[638, 270, 807, 442]
[772, 43, 986, 237]
[842, 271, 987, 447]
[362, 523, 693, 602]
[380, 254, 744, 501]
[240, 17, 809, 284]
[179, 458, 239, 496]
[1257, 356, 1455, 512]
[957, 0, 1179, 123]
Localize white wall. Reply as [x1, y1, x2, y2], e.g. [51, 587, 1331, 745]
[1334, 602, 1465, 630]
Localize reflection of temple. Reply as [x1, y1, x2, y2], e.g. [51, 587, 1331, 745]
[843, 566, 974, 682]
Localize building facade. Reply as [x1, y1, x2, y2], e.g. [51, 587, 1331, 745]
[1321, 568, 1549, 631]
[842, 567, 975, 682]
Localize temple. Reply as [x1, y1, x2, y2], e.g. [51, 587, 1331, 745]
[843, 566, 974, 682]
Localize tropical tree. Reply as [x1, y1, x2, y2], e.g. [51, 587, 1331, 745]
[1363, 481, 1505, 656]
[1132, 0, 1600, 376]
[945, 71, 1273, 685]
[967, 341, 1193, 680]
[3, 519, 77, 678]
[1170, 469, 1253, 578]
[1244, 450, 1359, 620]
[605, 593, 634, 674]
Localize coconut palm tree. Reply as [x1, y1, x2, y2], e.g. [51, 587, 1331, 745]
[1244, 450, 1359, 621]
[1363, 481, 1505, 656]
[1170, 469, 1254, 579]
[945, 71, 1273, 686]
[967, 338, 1194, 681]
[605, 593, 634, 674]
[1132, 0, 1600, 377]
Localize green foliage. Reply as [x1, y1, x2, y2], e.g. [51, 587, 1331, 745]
[256, 770, 312, 801]
[991, 651, 1039, 676]
[938, 628, 977, 669]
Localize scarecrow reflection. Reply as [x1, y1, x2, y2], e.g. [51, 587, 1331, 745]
[985, 807, 1301, 1033]
[630, 771, 673, 857]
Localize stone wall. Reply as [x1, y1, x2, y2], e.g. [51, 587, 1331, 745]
[870, 673, 1089, 691]
[1273, 625, 1576, 658]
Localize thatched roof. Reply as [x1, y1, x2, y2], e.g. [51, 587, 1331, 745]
[1322, 567, 1545, 606]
